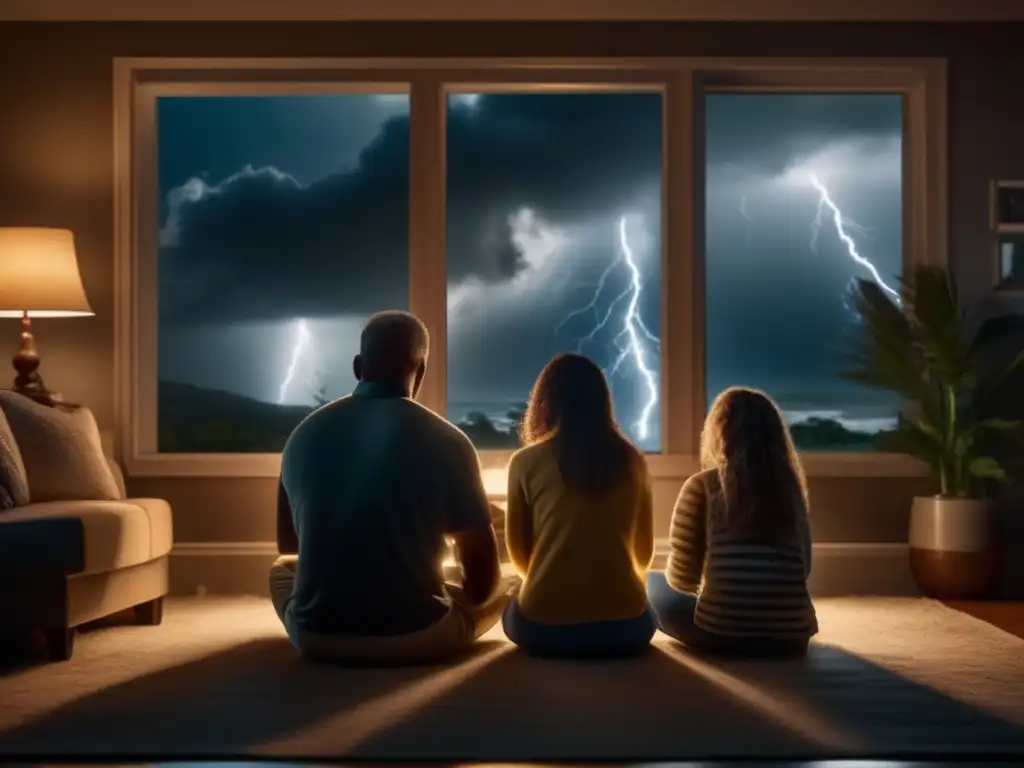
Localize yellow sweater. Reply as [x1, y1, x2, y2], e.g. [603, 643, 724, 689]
[505, 439, 654, 625]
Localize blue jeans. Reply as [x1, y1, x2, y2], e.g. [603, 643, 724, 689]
[646, 571, 807, 657]
[502, 598, 655, 659]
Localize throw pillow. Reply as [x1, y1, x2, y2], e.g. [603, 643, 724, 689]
[0, 406, 30, 510]
[0, 392, 123, 503]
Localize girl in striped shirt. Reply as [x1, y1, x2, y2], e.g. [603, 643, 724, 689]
[646, 386, 817, 655]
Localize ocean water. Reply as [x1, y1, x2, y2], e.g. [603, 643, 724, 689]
[450, 402, 525, 432]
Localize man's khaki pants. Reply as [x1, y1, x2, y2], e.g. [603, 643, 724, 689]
[269, 555, 511, 663]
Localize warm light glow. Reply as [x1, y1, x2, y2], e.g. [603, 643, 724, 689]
[0, 227, 93, 318]
[481, 467, 508, 497]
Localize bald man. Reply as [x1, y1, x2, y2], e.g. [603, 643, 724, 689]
[268, 311, 510, 663]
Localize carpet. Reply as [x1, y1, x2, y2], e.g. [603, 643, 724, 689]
[0, 597, 1022, 761]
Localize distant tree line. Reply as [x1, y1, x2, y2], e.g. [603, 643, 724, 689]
[456, 403, 528, 449]
[306, 371, 886, 451]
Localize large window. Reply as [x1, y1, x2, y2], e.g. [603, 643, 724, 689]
[704, 93, 904, 451]
[445, 92, 663, 452]
[155, 93, 410, 452]
[117, 59, 945, 478]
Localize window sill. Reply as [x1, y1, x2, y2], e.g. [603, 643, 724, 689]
[123, 450, 929, 487]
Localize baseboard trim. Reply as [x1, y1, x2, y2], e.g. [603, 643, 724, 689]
[170, 539, 916, 597]
[172, 541, 279, 556]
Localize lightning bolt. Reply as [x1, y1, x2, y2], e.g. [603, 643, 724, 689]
[278, 318, 312, 405]
[556, 216, 659, 440]
[808, 173, 900, 303]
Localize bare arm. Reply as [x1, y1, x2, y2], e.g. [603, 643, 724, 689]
[505, 456, 533, 578]
[445, 436, 501, 605]
[665, 473, 708, 593]
[633, 466, 655, 573]
[449, 526, 502, 605]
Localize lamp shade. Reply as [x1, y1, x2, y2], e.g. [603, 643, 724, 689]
[0, 227, 93, 318]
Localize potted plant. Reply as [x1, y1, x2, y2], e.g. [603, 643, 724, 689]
[841, 264, 1024, 599]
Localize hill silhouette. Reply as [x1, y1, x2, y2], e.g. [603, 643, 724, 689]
[158, 381, 313, 453]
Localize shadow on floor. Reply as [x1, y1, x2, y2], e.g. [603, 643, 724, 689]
[0, 606, 153, 678]
[349, 643, 820, 761]
[665, 640, 1024, 756]
[0, 629, 37, 678]
[352, 641, 1024, 761]
[1, 633, 1023, 761]
[0, 633, 504, 757]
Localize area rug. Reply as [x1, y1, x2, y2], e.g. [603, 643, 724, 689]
[0, 597, 1022, 760]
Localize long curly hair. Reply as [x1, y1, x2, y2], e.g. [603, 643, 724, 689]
[520, 353, 641, 494]
[700, 386, 808, 539]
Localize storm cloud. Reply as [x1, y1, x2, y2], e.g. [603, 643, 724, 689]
[703, 93, 902, 176]
[159, 93, 662, 326]
[157, 90, 905, 429]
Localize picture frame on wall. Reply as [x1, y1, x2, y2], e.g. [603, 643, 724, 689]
[991, 181, 1024, 290]
[995, 181, 1024, 227]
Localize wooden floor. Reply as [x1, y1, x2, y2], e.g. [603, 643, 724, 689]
[945, 601, 1024, 640]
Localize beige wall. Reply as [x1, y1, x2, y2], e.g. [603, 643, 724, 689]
[0, 21, 1021, 589]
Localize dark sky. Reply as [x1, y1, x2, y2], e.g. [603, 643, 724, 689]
[156, 90, 902, 448]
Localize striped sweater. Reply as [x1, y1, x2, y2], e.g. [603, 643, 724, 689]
[665, 468, 818, 640]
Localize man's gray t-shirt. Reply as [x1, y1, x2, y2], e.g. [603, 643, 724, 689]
[280, 379, 493, 636]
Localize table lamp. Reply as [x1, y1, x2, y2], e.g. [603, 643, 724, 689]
[0, 227, 93, 406]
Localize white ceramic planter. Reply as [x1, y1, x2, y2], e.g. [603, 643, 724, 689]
[908, 495, 1004, 599]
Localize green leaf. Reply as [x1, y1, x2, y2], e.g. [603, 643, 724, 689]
[914, 419, 945, 445]
[968, 456, 1008, 481]
[880, 420, 946, 468]
[837, 262, 1024, 490]
[837, 277, 927, 401]
[954, 431, 974, 457]
[905, 266, 970, 389]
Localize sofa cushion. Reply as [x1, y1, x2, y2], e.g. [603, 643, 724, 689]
[105, 456, 127, 500]
[0, 498, 173, 575]
[0, 393, 122, 503]
[0, 406, 30, 511]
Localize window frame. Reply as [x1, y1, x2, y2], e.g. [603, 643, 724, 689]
[114, 56, 946, 482]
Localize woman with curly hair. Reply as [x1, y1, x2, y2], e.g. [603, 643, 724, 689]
[647, 386, 817, 656]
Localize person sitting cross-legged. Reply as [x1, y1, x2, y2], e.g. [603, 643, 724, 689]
[646, 386, 818, 657]
[502, 352, 656, 658]
[269, 310, 512, 664]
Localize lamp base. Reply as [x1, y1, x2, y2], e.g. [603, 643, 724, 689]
[11, 313, 65, 408]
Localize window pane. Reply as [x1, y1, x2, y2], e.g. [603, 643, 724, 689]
[445, 92, 663, 452]
[704, 93, 903, 451]
[156, 93, 410, 453]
